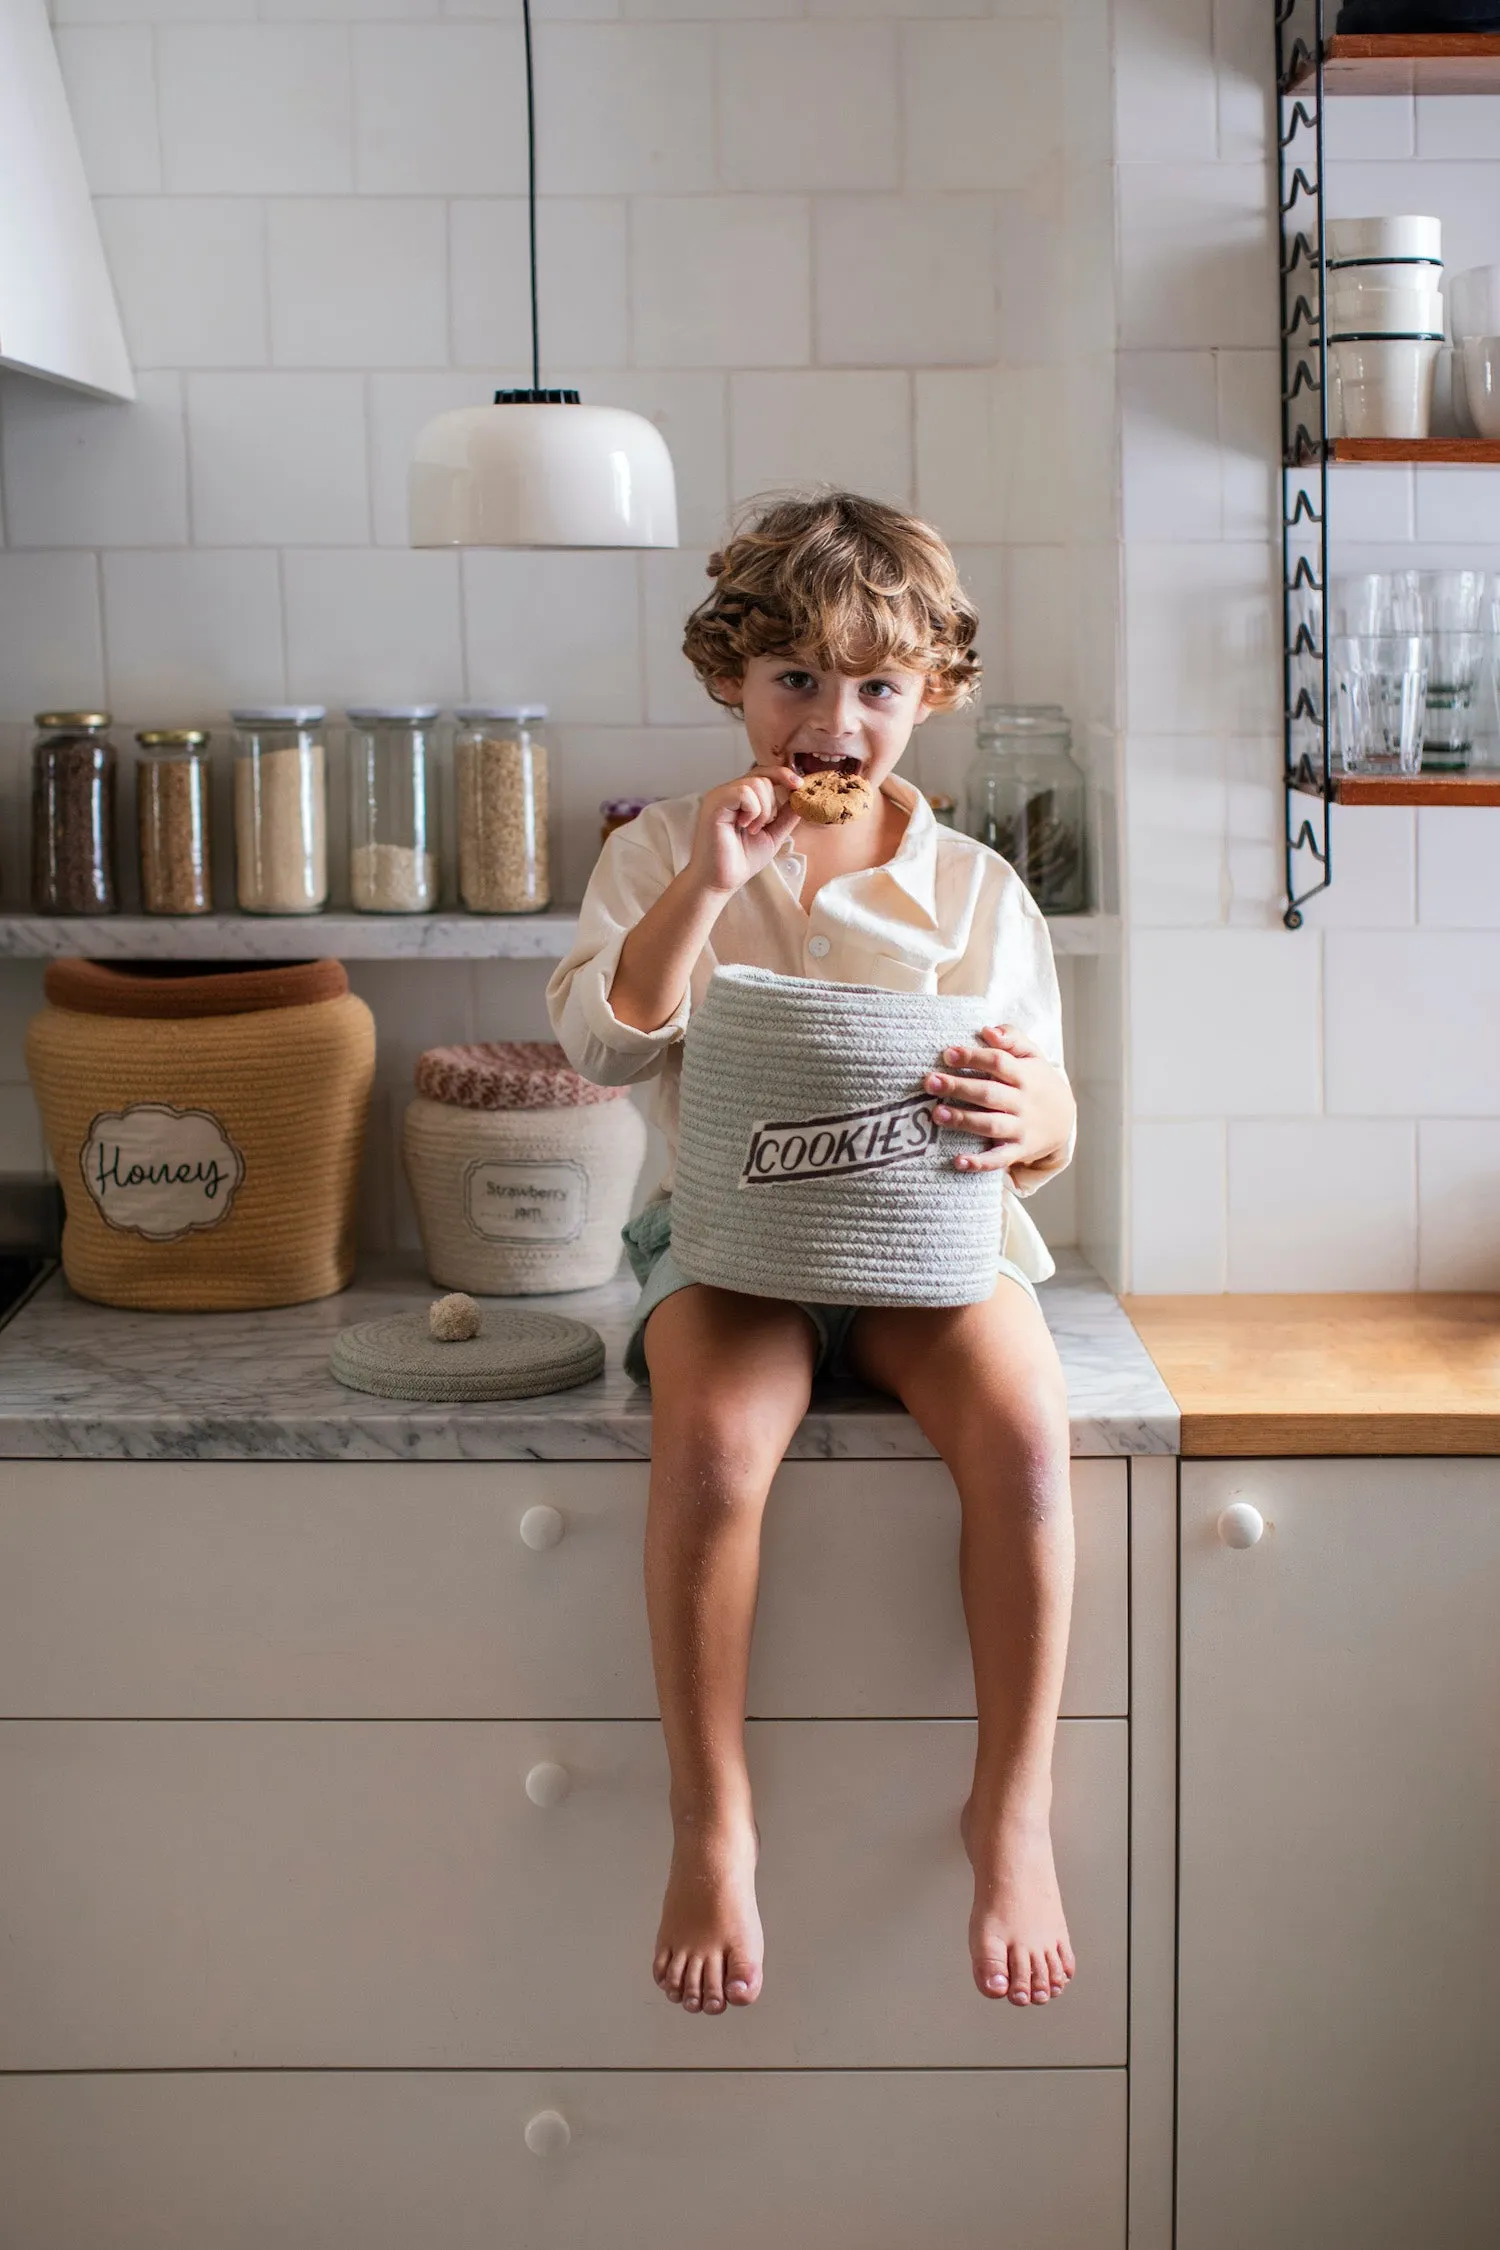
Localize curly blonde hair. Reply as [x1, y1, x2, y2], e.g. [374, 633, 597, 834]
[682, 491, 981, 712]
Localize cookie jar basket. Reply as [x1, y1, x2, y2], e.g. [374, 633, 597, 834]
[25, 959, 375, 1311]
[670, 965, 1011, 1308]
[401, 1042, 647, 1294]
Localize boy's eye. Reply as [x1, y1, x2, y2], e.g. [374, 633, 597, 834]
[777, 671, 816, 692]
[861, 680, 898, 701]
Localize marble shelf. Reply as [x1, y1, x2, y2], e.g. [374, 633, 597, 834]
[0, 910, 1120, 962]
[0, 1251, 1177, 1462]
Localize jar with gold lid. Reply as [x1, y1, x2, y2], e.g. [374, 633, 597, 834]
[136, 730, 213, 916]
[31, 712, 118, 915]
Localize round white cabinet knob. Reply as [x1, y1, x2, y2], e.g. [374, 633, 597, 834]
[525, 1761, 572, 1808]
[1217, 1501, 1265, 1550]
[519, 1504, 565, 1551]
[524, 2110, 571, 2157]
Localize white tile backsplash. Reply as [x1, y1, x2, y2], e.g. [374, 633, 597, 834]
[1129, 1119, 1227, 1292]
[352, 27, 527, 194]
[54, 28, 162, 195]
[0, 373, 189, 550]
[450, 200, 629, 373]
[101, 550, 286, 720]
[1113, 0, 1216, 165]
[1119, 351, 1221, 543]
[535, 24, 715, 193]
[187, 374, 371, 546]
[1326, 933, 1500, 1117]
[158, 27, 354, 193]
[283, 550, 464, 705]
[903, 21, 1063, 193]
[814, 197, 1000, 370]
[1227, 1120, 1418, 1291]
[1416, 808, 1500, 929]
[1130, 928, 1323, 1118]
[730, 371, 911, 508]
[96, 200, 269, 371]
[463, 550, 644, 722]
[631, 198, 811, 368]
[1417, 1120, 1500, 1289]
[0, 552, 106, 721]
[718, 24, 898, 193]
[1116, 162, 1275, 351]
[268, 201, 449, 369]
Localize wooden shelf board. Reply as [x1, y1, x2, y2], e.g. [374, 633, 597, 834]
[1289, 33, 1500, 96]
[1329, 438, 1500, 464]
[1294, 773, 1500, 806]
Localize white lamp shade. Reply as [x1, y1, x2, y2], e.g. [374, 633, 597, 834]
[409, 400, 678, 549]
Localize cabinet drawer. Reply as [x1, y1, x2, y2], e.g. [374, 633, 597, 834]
[0, 2067, 1127, 2250]
[0, 1459, 1127, 1718]
[0, 1718, 1126, 2070]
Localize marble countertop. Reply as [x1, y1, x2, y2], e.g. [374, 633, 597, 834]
[0, 1252, 1178, 1462]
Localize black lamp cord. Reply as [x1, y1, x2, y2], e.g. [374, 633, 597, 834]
[522, 0, 540, 393]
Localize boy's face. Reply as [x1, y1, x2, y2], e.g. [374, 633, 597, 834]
[722, 652, 933, 794]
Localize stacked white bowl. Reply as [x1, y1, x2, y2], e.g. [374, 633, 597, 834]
[1452, 267, 1500, 439]
[1325, 217, 1443, 440]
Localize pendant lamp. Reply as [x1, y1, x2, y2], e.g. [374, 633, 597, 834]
[409, 0, 678, 550]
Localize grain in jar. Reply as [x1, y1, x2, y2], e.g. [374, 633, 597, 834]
[136, 730, 213, 915]
[346, 706, 440, 913]
[31, 713, 118, 915]
[232, 707, 328, 915]
[454, 705, 549, 913]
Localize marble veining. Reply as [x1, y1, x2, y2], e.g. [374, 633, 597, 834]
[0, 912, 583, 962]
[0, 1251, 1178, 1461]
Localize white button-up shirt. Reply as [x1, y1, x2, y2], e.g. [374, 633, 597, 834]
[546, 774, 1071, 1281]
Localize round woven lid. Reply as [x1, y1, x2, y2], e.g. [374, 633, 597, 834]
[330, 1307, 605, 1402]
[414, 1040, 628, 1111]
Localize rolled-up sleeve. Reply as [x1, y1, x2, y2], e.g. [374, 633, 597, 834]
[546, 812, 691, 1087]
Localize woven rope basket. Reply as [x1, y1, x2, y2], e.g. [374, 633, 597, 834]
[26, 961, 374, 1312]
[670, 965, 1011, 1308]
[402, 1090, 647, 1295]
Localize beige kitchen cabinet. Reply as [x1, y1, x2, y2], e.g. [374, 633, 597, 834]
[1177, 1458, 1500, 2250]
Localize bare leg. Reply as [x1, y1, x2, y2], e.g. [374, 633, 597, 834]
[849, 1279, 1076, 2008]
[643, 1283, 817, 2015]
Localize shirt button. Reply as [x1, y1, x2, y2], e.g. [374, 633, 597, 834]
[807, 934, 831, 959]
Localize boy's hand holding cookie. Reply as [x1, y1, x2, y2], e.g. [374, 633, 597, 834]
[925, 1025, 1076, 1176]
[689, 767, 802, 898]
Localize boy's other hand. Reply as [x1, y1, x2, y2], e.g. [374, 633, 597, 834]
[689, 767, 801, 898]
[923, 1025, 1076, 1175]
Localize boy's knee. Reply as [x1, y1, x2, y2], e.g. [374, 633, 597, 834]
[654, 1388, 786, 1502]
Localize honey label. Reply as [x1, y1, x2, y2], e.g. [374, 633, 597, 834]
[81, 1104, 245, 1240]
[464, 1158, 588, 1244]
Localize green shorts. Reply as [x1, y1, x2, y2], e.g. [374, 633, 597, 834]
[621, 1198, 1037, 1386]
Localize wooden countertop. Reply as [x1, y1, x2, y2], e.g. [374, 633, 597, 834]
[1122, 1293, 1500, 1456]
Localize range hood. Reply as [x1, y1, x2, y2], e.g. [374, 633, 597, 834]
[0, 0, 132, 401]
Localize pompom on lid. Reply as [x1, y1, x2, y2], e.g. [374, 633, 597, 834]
[414, 1039, 630, 1111]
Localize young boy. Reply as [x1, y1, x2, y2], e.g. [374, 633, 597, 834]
[547, 492, 1077, 2020]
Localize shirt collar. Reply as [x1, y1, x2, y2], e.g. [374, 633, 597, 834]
[772, 771, 939, 924]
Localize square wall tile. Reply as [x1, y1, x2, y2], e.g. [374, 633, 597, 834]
[903, 21, 1063, 192]
[1326, 931, 1500, 1115]
[1123, 734, 1227, 926]
[719, 24, 898, 193]
[1227, 1119, 1417, 1290]
[1119, 351, 1220, 543]
[1414, 93, 1500, 159]
[0, 371, 188, 549]
[368, 373, 496, 545]
[1123, 540, 1278, 737]
[54, 28, 161, 194]
[1322, 92, 1414, 162]
[730, 372, 910, 508]
[56, 0, 251, 16]
[95, 202, 268, 373]
[632, 199, 809, 368]
[1216, 350, 1278, 545]
[1117, 162, 1275, 350]
[583, 374, 729, 548]
[1128, 1118, 1226, 1292]
[464, 550, 643, 722]
[1418, 1120, 1500, 1289]
[159, 28, 353, 193]
[1301, 805, 1415, 930]
[284, 551, 463, 705]
[0, 553, 105, 721]
[269, 201, 448, 368]
[1212, 0, 1271, 164]
[1326, 462, 1415, 547]
[914, 369, 1067, 545]
[451, 200, 628, 373]
[1131, 926, 1322, 1116]
[101, 551, 285, 720]
[1414, 469, 1500, 545]
[1416, 806, 1500, 927]
[642, 550, 741, 728]
[354, 26, 526, 193]
[188, 374, 370, 546]
[815, 197, 999, 369]
[1113, 0, 1216, 164]
[535, 25, 713, 193]
[1004, 546, 1072, 705]
[554, 725, 736, 900]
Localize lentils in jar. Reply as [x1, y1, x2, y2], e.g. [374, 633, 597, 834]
[31, 713, 118, 915]
[136, 730, 213, 915]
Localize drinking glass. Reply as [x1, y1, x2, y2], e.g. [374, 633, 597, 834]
[1421, 631, 1485, 771]
[1330, 635, 1427, 775]
[1416, 570, 1485, 633]
[1330, 572, 1420, 637]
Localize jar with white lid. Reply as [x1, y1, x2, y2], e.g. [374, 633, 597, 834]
[345, 706, 440, 913]
[232, 707, 328, 915]
[454, 704, 550, 913]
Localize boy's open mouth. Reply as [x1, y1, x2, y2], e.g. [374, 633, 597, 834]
[792, 751, 862, 777]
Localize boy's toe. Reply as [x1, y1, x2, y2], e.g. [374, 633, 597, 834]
[1030, 1960, 1051, 2005]
[725, 1948, 761, 2005]
[700, 1955, 727, 2015]
[663, 1950, 688, 2003]
[975, 1954, 1009, 1999]
[1008, 1943, 1032, 2004]
[681, 1955, 705, 2013]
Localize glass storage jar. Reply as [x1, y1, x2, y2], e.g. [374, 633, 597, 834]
[31, 712, 118, 915]
[136, 730, 213, 916]
[963, 703, 1087, 914]
[231, 707, 328, 915]
[454, 705, 550, 913]
[346, 706, 440, 913]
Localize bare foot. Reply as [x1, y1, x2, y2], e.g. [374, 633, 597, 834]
[961, 1791, 1075, 2008]
[653, 1808, 763, 2015]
